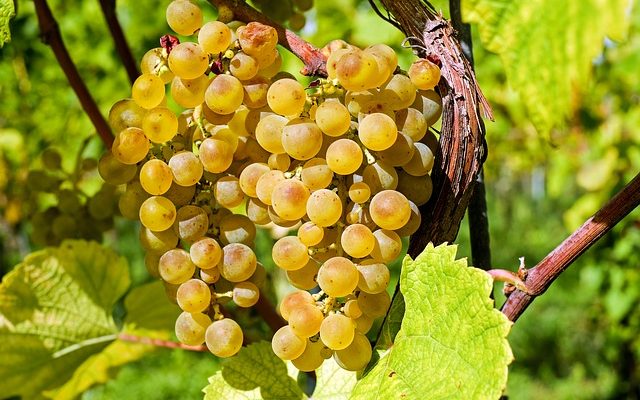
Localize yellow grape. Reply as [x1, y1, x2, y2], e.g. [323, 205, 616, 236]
[220, 243, 257, 282]
[396, 107, 428, 141]
[370, 229, 402, 262]
[402, 142, 435, 176]
[177, 278, 211, 313]
[315, 99, 351, 137]
[238, 162, 270, 198]
[171, 75, 210, 108]
[380, 74, 417, 110]
[326, 47, 350, 80]
[139, 226, 178, 254]
[175, 311, 211, 346]
[369, 190, 411, 230]
[205, 74, 244, 115]
[205, 318, 243, 358]
[377, 133, 415, 167]
[166, 0, 202, 35]
[358, 291, 391, 318]
[343, 299, 362, 319]
[232, 281, 260, 307]
[282, 118, 323, 160]
[267, 78, 306, 116]
[108, 98, 145, 132]
[358, 113, 397, 151]
[362, 161, 399, 193]
[214, 175, 245, 209]
[256, 170, 285, 205]
[219, 214, 256, 245]
[159, 248, 195, 284]
[230, 52, 259, 80]
[255, 114, 288, 154]
[300, 158, 334, 191]
[364, 44, 398, 86]
[198, 21, 232, 54]
[317, 257, 358, 297]
[413, 89, 443, 126]
[341, 224, 375, 258]
[142, 107, 178, 143]
[320, 313, 355, 350]
[408, 58, 441, 90]
[199, 138, 233, 173]
[139, 196, 177, 231]
[132, 73, 165, 109]
[200, 267, 221, 284]
[272, 236, 309, 271]
[168, 42, 209, 80]
[272, 325, 307, 360]
[168, 151, 203, 187]
[289, 304, 324, 338]
[292, 339, 327, 372]
[119, 182, 150, 220]
[237, 22, 278, 58]
[268, 153, 291, 171]
[334, 332, 372, 371]
[141, 47, 174, 84]
[164, 181, 196, 208]
[140, 159, 173, 195]
[271, 179, 310, 221]
[173, 205, 209, 243]
[242, 76, 270, 109]
[287, 259, 320, 290]
[348, 182, 370, 204]
[98, 151, 137, 185]
[190, 237, 222, 269]
[297, 221, 324, 246]
[306, 189, 342, 227]
[336, 49, 379, 91]
[279, 290, 315, 321]
[246, 198, 270, 225]
[356, 259, 390, 294]
[325, 138, 363, 175]
[395, 200, 421, 237]
[112, 127, 150, 165]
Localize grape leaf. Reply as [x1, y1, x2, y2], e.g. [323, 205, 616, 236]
[463, 0, 631, 134]
[351, 243, 513, 400]
[0, 0, 14, 47]
[311, 358, 357, 400]
[44, 281, 180, 400]
[0, 240, 129, 399]
[203, 341, 307, 400]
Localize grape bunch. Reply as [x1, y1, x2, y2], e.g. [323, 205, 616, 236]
[102, 0, 442, 370]
[25, 147, 119, 246]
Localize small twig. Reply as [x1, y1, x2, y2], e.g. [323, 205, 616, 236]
[34, 0, 114, 148]
[118, 333, 208, 352]
[98, 0, 139, 84]
[255, 292, 286, 333]
[207, 0, 327, 76]
[487, 269, 527, 293]
[502, 171, 640, 322]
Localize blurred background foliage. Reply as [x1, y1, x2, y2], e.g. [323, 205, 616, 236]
[0, 0, 639, 398]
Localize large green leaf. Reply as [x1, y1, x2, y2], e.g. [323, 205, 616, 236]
[463, 0, 632, 134]
[351, 243, 513, 400]
[0, 0, 14, 47]
[203, 341, 306, 400]
[312, 358, 357, 400]
[0, 240, 130, 399]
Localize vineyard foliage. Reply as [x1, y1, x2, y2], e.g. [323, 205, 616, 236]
[0, 0, 638, 399]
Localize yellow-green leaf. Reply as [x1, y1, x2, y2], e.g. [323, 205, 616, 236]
[0, 0, 14, 47]
[311, 357, 357, 400]
[0, 240, 130, 399]
[463, 0, 632, 134]
[351, 243, 513, 400]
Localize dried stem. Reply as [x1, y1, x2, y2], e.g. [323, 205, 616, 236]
[206, 0, 327, 76]
[118, 333, 208, 352]
[98, 0, 139, 84]
[34, 0, 114, 148]
[501, 171, 640, 321]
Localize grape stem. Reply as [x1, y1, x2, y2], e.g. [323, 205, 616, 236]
[33, 0, 114, 148]
[206, 0, 328, 76]
[98, 0, 140, 85]
[118, 333, 209, 352]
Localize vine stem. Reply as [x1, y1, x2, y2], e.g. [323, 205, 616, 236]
[117, 333, 208, 352]
[33, 0, 114, 148]
[255, 292, 286, 333]
[501, 171, 640, 321]
[98, 0, 140, 84]
[206, 0, 327, 76]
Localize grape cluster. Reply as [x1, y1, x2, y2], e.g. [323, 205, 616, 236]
[102, 0, 442, 369]
[26, 148, 119, 246]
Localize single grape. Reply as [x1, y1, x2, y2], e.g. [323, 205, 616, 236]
[272, 236, 309, 271]
[315, 99, 351, 137]
[175, 311, 211, 346]
[341, 224, 375, 258]
[380, 73, 417, 110]
[325, 139, 363, 175]
[297, 221, 324, 246]
[159, 248, 196, 284]
[242, 76, 270, 109]
[271, 179, 310, 221]
[336, 49, 379, 91]
[139, 196, 177, 232]
[200, 267, 221, 284]
[408, 58, 441, 90]
[334, 332, 372, 371]
[230, 52, 259, 80]
[119, 182, 150, 220]
[139, 226, 179, 254]
[168, 151, 203, 187]
[166, 0, 203, 35]
[108, 98, 145, 132]
[397, 171, 432, 206]
[199, 138, 234, 173]
[198, 21, 232, 54]
[317, 257, 358, 297]
[142, 107, 178, 143]
[343, 299, 362, 319]
[164, 181, 196, 207]
[272, 325, 307, 360]
[205, 74, 245, 115]
[168, 42, 209, 80]
[205, 318, 244, 358]
[177, 278, 211, 313]
[280, 290, 315, 321]
[348, 182, 371, 203]
[320, 313, 355, 350]
[111, 127, 150, 165]
[140, 47, 174, 84]
[268, 153, 291, 171]
[306, 189, 342, 227]
[220, 243, 257, 282]
[358, 113, 397, 151]
[233, 281, 260, 307]
[173, 205, 209, 243]
[246, 197, 271, 225]
[289, 304, 324, 338]
[255, 114, 288, 154]
[358, 291, 391, 318]
[132, 74, 165, 109]
[140, 159, 173, 195]
[190, 237, 222, 269]
[403, 142, 435, 176]
[362, 161, 398, 193]
[219, 214, 256, 245]
[171, 75, 210, 108]
[377, 133, 415, 167]
[256, 170, 286, 205]
[356, 259, 390, 294]
[292, 338, 326, 372]
[238, 162, 270, 198]
[369, 190, 411, 230]
[396, 107, 428, 141]
[213, 175, 245, 209]
[300, 158, 334, 191]
[282, 118, 323, 160]
[370, 229, 402, 262]
[286, 259, 320, 290]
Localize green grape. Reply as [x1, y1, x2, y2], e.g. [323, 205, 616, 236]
[356, 259, 390, 294]
[140, 47, 174, 84]
[358, 113, 397, 151]
[52, 214, 77, 239]
[396, 107, 428, 141]
[341, 224, 375, 258]
[108, 98, 145, 132]
[397, 171, 432, 206]
[377, 133, 415, 167]
[171, 75, 210, 108]
[214, 175, 245, 208]
[219, 214, 256, 245]
[168, 43, 209, 80]
[140, 159, 173, 195]
[370, 229, 402, 262]
[380, 74, 417, 110]
[88, 187, 118, 220]
[142, 107, 178, 143]
[395, 200, 421, 237]
[220, 243, 257, 282]
[297, 221, 323, 246]
[362, 160, 399, 193]
[132, 74, 165, 109]
[314, 99, 351, 137]
[403, 142, 434, 176]
[272, 236, 309, 271]
[175, 311, 211, 346]
[139, 196, 177, 231]
[334, 332, 372, 371]
[238, 162, 270, 198]
[300, 158, 334, 191]
[177, 278, 212, 313]
[27, 170, 59, 192]
[369, 190, 411, 230]
[282, 118, 323, 160]
[140, 226, 179, 253]
[292, 338, 326, 372]
[358, 290, 391, 318]
[242, 76, 270, 109]
[164, 181, 196, 207]
[199, 138, 233, 173]
[348, 182, 370, 204]
[320, 313, 355, 350]
[272, 325, 307, 360]
[159, 248, 196, 284]
[205, 318, 244, 358]
[317, 257, 358, 297]
[200, 267, 221, 284]
[232, 281, 260, 307]
[246, 197, 271, 225]
[57, 189, 81, 215]
[336, 49, 379, 91]
[306, 189, 342, 227]
[408, 58, 441, 90]
[288, 12, 306, 31]
[267, 78, 306, 116]
[198, 21, 232, 54]
[293, 0, 313, 12]
[190, 237, 222, 269]
[343, 299, 362, 319]
[112, 127, 150, 165]
[205, 74, 244, 115]
[166, 0, 202, 35]
[163, 281, 180, 304]
[256, 170, 285, 205]
[325, 139, 363, 175]
[119, 182, 150, 219]
[255, 114, 287, 154]
[98, 152, 137, 185]
[271, 178, 310, 221]
[144, 252, 161, 278]
[286, 259, 320, 290]
[279, 290, 315, 321]
[230, 52, 259, 80]
[289, 304, 324, 338]
[168, 151, 203, 187]
[173, 205, 209, 242]
[41, 148, 62, 170]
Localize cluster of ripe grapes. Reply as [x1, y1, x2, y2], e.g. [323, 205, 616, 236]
[100, 0, 442, 371]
